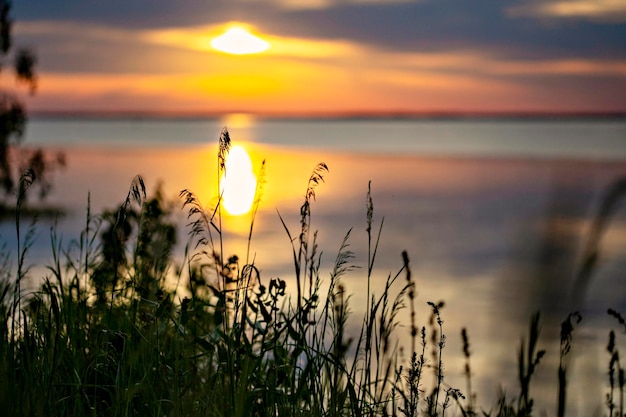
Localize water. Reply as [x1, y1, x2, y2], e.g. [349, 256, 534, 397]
[26, 115, 626, 158]
[9, 115, 626, 415]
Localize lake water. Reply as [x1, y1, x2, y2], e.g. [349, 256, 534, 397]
[6, 115, 626, 415]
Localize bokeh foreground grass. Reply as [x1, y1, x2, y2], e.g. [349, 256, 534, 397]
[1, 128, 625, 417]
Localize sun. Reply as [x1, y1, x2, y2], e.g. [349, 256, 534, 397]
[220, 145, 258, 216]
[210, 26, 270, 55]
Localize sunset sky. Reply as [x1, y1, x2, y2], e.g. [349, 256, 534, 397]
[12, 0, 626, 115]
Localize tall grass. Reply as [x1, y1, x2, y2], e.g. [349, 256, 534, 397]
[0, 128, 624, 416]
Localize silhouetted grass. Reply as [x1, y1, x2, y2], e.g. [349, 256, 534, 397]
[0, 128, 624, 416]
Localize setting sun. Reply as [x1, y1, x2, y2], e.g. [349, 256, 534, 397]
[220, 145, 258, 215]
[210, 26, 270, 55]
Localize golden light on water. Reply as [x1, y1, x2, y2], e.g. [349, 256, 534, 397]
[210, 26, 270, 55]
[220, 145, 257, 216]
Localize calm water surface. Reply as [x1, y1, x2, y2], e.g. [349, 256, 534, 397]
[7, 116, 626, 415]
[25, 116, 626, 159]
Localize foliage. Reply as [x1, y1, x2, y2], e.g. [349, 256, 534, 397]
[0, 129, 624, 417]
[0, 0, 64, 209]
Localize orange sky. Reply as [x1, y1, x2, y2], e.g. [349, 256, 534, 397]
[12, 3, 626, 115]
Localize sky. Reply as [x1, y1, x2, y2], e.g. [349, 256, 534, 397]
[10, 0, 626, 115]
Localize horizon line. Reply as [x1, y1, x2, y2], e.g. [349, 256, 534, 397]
[29, 108, 626, 121]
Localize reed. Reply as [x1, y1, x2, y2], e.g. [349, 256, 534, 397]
[0, 128, 623, 417]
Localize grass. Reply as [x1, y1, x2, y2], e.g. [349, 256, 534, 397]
[0, 128, 624, 416]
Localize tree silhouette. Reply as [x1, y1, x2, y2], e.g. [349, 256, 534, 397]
[0, 0, 64, 207]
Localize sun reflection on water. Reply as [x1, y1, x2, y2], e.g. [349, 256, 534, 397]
[220, 145, 257, 216]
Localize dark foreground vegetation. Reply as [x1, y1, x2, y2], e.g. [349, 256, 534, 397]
[0, 129, 625, 417]
[0, 0, 66, 217]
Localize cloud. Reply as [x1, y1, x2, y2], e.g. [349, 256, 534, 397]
[15, 0, 626, 62]
[259, 0, 333, 10]
[509, 0, 626, 22]
[17, 20, 133, 43]
[259, 0, 416, 11]
[20, 19, 626, 77]
[12, 2, 626, 113]
[381, 50, 626, 77]
[17, 19, 626, 82]
[268, 0, 626, 60]
[15, 19, 370, 79]
[15, 21, 187, 74]
[487, 59, 626, 76]
[143, 22, 362, 59]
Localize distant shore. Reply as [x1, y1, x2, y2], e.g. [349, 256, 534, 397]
[29, 109, 626, 122]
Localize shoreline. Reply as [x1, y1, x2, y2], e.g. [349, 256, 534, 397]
[29, 109, 626, 122]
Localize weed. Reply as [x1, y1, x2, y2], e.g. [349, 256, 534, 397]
[0, 129, 623, 417]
